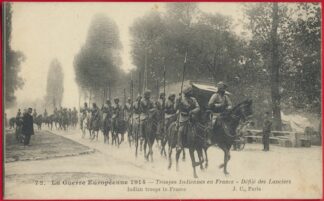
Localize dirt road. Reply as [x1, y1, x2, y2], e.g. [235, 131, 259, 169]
[4, 128, 322, 199]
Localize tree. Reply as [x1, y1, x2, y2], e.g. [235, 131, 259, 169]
[130, 11, 165, 93]
[45, 59, 64, 109]
[281, 3, 321, 113]
[4, 3, 25, 108]
[244, 3, 286, 130]
[269, 3, 282, 130]
[74, 14, 123, 104]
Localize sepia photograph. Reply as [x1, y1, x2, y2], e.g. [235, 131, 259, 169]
[3, 2, 322, 199]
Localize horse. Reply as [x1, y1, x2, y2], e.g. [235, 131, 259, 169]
[89, 113, 101, 141]
[159, 113, 177, 157]
[34, 115, 43, 130]
[126, 114, 134, 147]
[167, 117, 206, 178]
[203, 99, 253, 175]
[142, 109, 160, 162]
[111, 116, 127, 147]
[101, 113, 112, 144]
[133, 114, 144, 157]
[81, 112, 91, 138]
[45, 114, 54, 130]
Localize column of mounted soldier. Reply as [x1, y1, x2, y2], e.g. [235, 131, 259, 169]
[8, 80, 254, 178]
[78, 81, 253, 178]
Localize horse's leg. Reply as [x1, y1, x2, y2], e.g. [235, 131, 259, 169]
[204, 147, 209, 169]
[182, 148, 186, 161]
[218, 144, 230, 175]
[189, 148, 198, 178]
[168, 146, 173, 169]
[144, 140, 149, 161]
[135, 131, 139, 158]
[175, 148, 182, 171]
[160, 138, 166, 156]
[197, 148, 204, 170]
[149, 139, 154, 162]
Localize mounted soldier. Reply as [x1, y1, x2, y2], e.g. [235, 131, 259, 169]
[112, 97, 127, 145]
[134, 95, 142, 115]
[43, 109, 48, 119]
[208, 81, 233, 130]
[124, 97, 132, 122]
[80, 102, 89, 130]
[140, 90, 155, 120]
[155, 92, 166, 111]
[155, 92, 166, 139]
[112, 98, 123, 124]
[165, 93, 176, 116]
[176, 86, 200, 149]
[16, 109, 22, 119]
[102, 99, 112, 143]
[90, 103, 100, 138]
[32, 109, 37, 119]
[102, 99, 112, 122]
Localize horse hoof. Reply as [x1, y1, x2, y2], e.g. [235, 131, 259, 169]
[224, 172, 230, 176]
[219, 164, 224, 169]
[194, 174, 198, 178]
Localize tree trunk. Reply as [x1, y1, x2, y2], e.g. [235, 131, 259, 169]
[270, 2, 282, 131]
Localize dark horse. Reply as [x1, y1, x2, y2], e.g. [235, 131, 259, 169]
[167, 99, 253, 178]
[203, 99, 253, 175]
[133, 109, 159, 161]
[167, 117, 206, 178]
[111, 117, 127, 147]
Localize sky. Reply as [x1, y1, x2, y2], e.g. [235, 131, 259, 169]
[11, 2, 243, 108]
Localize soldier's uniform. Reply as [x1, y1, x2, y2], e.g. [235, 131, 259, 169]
[32, 110, 37, 119]
[102, 102, 112, 120]
[90, 104, 100, 131]
[134, 96, 142, 115]
[155, 93, 166, 136]
[165, 94, 176, 115]
[16, 110, 22, 119]
[208, 81, 233, 129]
[43, 110, 48, 119]
[80, 104, 89, 129]
[176, 86, 200, 148]
[112, 99, 123, 121]
[124, 99, 133, 122]
[140, 94, 154, 120]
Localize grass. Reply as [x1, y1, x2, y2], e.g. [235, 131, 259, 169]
[5, 129, 92, 162]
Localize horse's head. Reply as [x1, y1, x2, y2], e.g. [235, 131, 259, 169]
[231, 99, 253, 122]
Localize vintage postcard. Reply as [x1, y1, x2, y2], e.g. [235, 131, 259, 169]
[3, 2, 322, 199]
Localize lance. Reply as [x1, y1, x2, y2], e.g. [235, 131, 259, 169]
[162, 62, 166, 133]
[176, 51, 188, 142]
[130, 72, 134, 142]
[123, 88, 126, 120]
[135, 69, 142, 157]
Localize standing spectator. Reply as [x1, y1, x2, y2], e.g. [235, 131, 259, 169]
[262, 111, 272, 151]
[22, 108, 34, 146]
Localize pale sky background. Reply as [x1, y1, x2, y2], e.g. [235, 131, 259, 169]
[11, 2, 244, 108]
